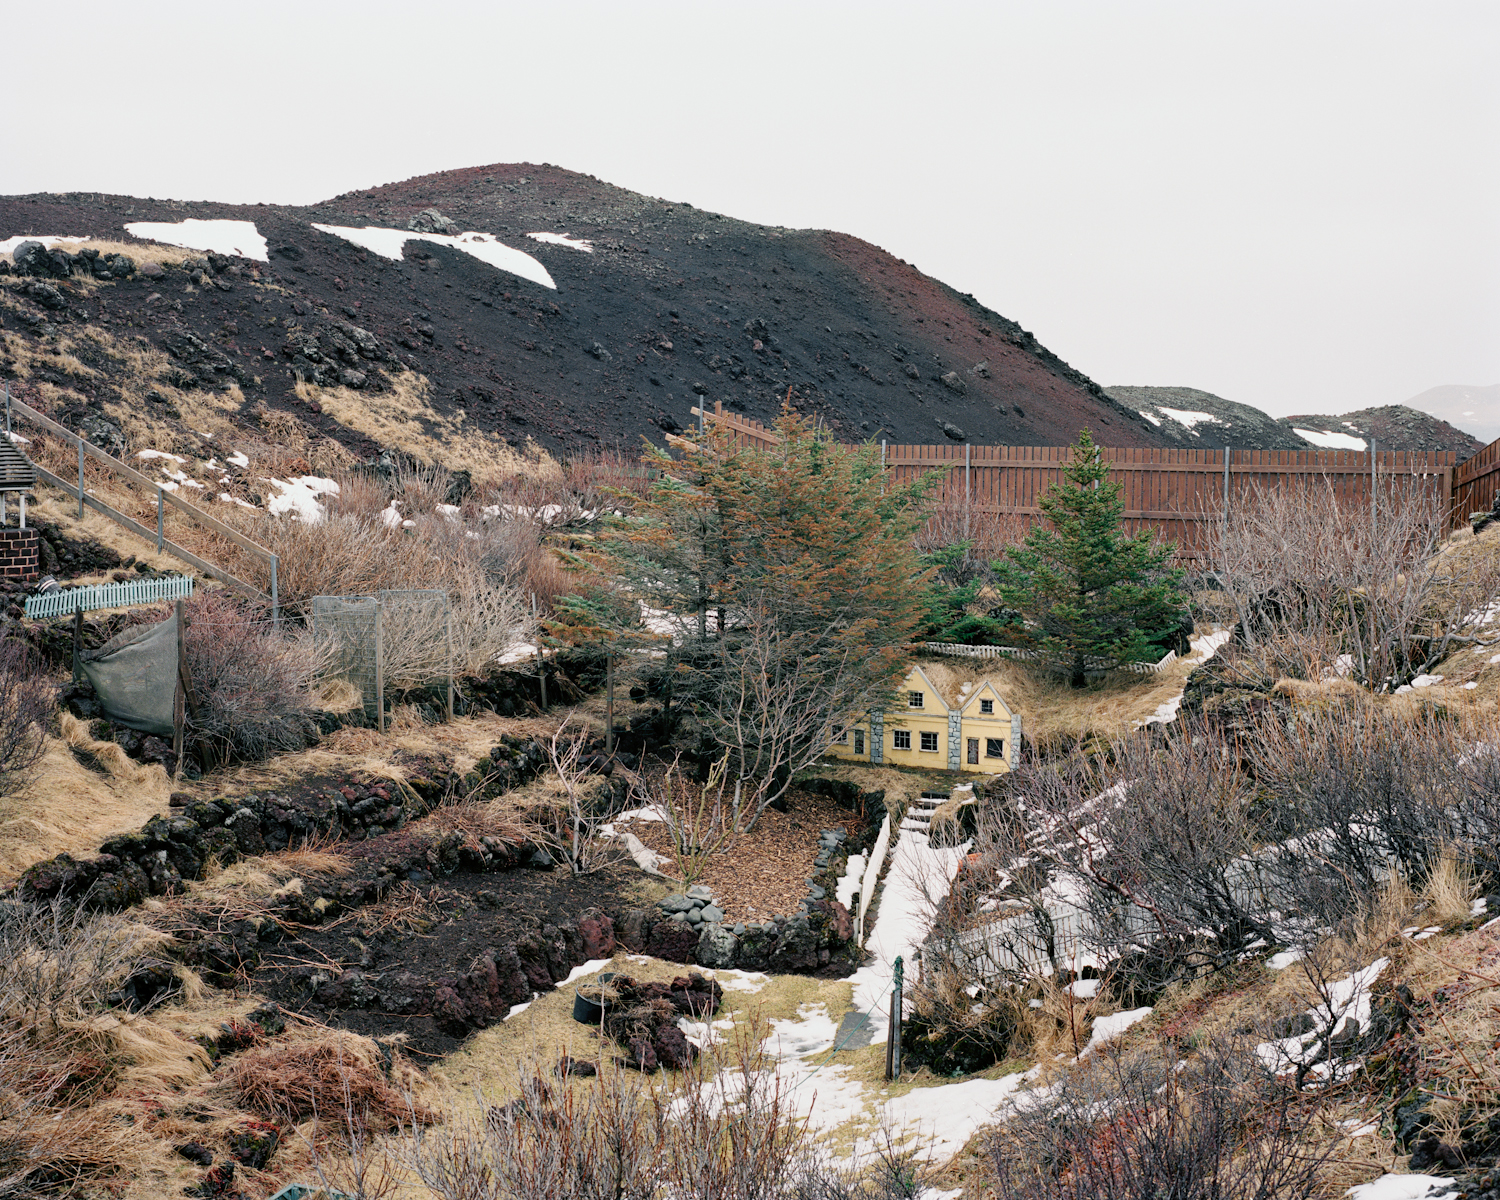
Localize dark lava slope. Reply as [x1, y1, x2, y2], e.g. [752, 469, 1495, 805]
[0, 163, 1165, 462]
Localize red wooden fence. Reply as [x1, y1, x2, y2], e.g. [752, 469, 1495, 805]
[692, 403, 1486, 561]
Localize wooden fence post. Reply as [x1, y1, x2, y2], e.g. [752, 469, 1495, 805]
[606, 650, 614, 754]
[373, 597, 385, 734]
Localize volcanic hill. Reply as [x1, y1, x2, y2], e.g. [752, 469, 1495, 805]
[0, 163, 1168, 469]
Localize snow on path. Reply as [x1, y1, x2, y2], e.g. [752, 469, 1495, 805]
[311, 223, 555, 290]
[848, 821, 971, 1028]
[1141, 627, 1232, 726]
[124, 218, 268, 262]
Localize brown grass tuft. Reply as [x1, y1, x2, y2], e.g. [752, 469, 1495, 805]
[224, 1022, 436, 1130]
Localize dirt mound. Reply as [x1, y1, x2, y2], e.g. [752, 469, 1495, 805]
[0, 163, 1167, 465]
[1104, 385, 1310, 451]
[1280, 404, 1484, 458]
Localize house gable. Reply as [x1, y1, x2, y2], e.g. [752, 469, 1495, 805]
[959, 680, 1012, 721]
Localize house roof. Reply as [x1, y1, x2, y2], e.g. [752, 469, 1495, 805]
[904, 660, 1012, 714]
[0, 438, 37, 490]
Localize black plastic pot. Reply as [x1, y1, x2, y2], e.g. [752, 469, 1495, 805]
[571, 971, 616, 1025]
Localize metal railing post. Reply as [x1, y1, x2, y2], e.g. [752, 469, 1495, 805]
[156, 486, 164, 553]
[77, 437, 84, 519]
[270, 555, 279, 630]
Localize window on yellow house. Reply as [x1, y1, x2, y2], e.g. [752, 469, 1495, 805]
[835, 729, 848, 744]
[920, 731, 939, 752]
[893, 730, 911, 750]
[986, 738, 1004, 758]
[979, 699, 994, 714]
[908, 691, 924, 708]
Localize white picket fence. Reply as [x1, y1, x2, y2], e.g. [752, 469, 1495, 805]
[923, 642, 1178, 675]
[24, 574, 194, 619]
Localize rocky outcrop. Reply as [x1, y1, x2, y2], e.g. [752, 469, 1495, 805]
[15, 735, 554, 910]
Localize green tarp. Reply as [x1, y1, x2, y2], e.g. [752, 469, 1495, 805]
[81, 618, 177, 737]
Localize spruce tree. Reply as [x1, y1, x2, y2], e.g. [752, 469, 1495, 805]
[995, 430, 1185, 687]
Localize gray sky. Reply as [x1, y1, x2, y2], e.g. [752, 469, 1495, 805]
[4, 2, 1496, 419]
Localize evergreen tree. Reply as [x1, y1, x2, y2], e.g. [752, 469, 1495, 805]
[995, 430, 1185, 687]
[568, 407, 933, 822]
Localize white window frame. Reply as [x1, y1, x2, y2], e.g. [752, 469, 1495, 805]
[920, 731, 939, 753]
[892, 729, 911, 750]
[979, 698, 994, 714]
[986, 737, 1005, 759]
[908, 690, 924, 709]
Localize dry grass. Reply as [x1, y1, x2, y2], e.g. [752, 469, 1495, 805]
[298, 371, 556, 483]
[223, 1019, 437, 1130]
[0, 712, 172, 886]
[913, 648, 1201, 753]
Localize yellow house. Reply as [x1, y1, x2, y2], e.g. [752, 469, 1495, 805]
[828, 663, 1021, 773]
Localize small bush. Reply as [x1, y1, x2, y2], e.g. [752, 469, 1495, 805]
[986, 1038, 1329, 1200]
[178, 593, 322, 763]
[0, 637, 53, 800]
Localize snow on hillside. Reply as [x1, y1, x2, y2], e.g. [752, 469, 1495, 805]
[1158, 406, 1220, 430]
[527, 231, 594, 252]
[310, 223, 556, 289]
[0, 234, 89, 254]
[1294, 426, 1367, 451]
[123, 218, 269, 262]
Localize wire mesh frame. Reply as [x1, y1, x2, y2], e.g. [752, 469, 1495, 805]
[310, 588, 453, 733]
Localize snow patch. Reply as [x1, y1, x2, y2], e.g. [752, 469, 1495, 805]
[527, 231, 595, 252]
[1295, 427, 1367, 451]
[553, 959, 614, 989]
[264, 475, 339, 524]
[1345, 1176, 1458, 1200]
[1138, 409, 1163, 426]
[137, 449, 187, 463]
[311, 223, 555, 290]
[227, 451, 250, 468]
[0, 235, 89, 254]
[1158, 407, 1220, 430]
[124, 218, 268, 262]
[1083, 1006, 1153, 1053]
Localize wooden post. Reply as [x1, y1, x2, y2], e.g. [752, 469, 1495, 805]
[445, 601, 454, 720]
[71, 603, 83, 684]
[891, 955, 904, 1079]
[77, 437, 84, 520]
[606, 649, 614, 754]
[175, 600, 211, 771]
[1370, 439, 1378, 549]
[964, 442, 971, 540]
[156, 486, 164, 553]
[532, 593, 546, 709]
[373, 597, 385, 734]
[1223, 447, 1231, 510]
[172, 600, 186, 768]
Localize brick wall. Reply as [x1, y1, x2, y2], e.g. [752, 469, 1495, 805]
[0, 529, 40, 581]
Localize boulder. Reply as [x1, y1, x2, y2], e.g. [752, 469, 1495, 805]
[697, 923, 738, 968]
[407, 208, 458, 235]
[939, 371, 967, 395]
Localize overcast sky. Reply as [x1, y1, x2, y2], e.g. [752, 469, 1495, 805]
[3, 2, 1496, 418]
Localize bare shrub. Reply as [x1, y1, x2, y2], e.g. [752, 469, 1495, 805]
[986, 1036, 1329, 1200]
[536, 720, 628, 875]
[1246, 704, 1500, 930]
[393, 1028, 906, 1200]
[172, 593, 323, 763]
[1204, 478, 1500, 689]
[641, 751, 737, 886]
[0, 639, 52, 800]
